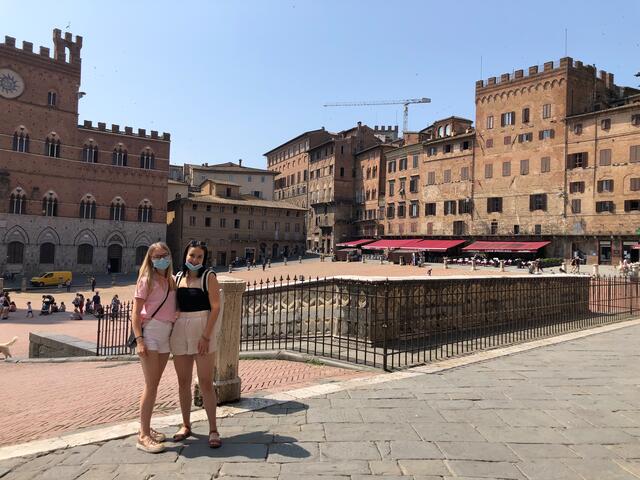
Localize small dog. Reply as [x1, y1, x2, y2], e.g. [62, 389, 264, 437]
[0, 336, 18, 359]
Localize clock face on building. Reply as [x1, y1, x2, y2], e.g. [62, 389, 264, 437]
[0, 68, 25, 99]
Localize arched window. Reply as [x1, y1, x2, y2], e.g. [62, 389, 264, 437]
[12, 128, 29, 153]
[47, 91, 57, 107]
[110, 198, 126, 221]
[77, 244, 93, 264]
[79, 194, 96, 219]
[44, 133, 61, 158]
[9, 188, 26, 214]
[7, 241, 24, 264]
[42, 192, 58, 216]
[140, 149, 155, 169]
[82, 141, 98, 163]
[39, 243, 55, 264]
[112, 146, 128, 166]
[135, 245, 148, 265]
[138, 200, 152, 223]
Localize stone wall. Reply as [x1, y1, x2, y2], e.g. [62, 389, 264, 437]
[29, 332, 95, 358]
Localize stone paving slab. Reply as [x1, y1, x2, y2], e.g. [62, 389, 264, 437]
[5, 320, 640, 478]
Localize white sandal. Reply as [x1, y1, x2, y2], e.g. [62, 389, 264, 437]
[136, 434, 165, 453]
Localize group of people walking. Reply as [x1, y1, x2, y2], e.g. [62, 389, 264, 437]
[131, 240, 223, 453]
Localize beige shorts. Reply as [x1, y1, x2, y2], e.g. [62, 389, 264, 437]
[170, 310, 221, 355]
[142, 318, 173, 353]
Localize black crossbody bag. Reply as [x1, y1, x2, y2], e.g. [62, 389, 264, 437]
[127, 283, 170, 350]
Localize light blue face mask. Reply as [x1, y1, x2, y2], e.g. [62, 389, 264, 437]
[185, 261, 203, 271]
[152, 257, 171, 270]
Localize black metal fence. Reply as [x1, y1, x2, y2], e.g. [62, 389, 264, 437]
[95, 275, 640, 370]
[240, 275, 640, 370]
[96, 301, 134, 356]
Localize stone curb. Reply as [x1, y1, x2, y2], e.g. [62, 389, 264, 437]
[1, 316, 638, 461]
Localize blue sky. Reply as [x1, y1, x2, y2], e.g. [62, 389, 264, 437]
[2, 0, 638, 168]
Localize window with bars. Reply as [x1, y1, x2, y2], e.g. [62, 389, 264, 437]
[597, 179, 614, 193]
[624, 200, 640, 212]
[110, 201, 126, 221]
[7, 241, 24, 264]
[504, 136, 511, 145]
[9, 192, 26, 214]
[79, 199, 96, 219]
[458, 199, 473, 214]
[567, 152, 588, 169]
[541, 156, 551, 173]
[596, 201, 615, 213]
[425, 203, 436, 216]
[538, 129, 555, 140]
[45, 136, 60, 157]
[569, 182, 585, 193]
[409, 176, 419, 193]
[443, 169, 451, 183]
[77, 244, 93, 265]
[453, 221, 466, 235]
[42, 195, 58, 216]
[112, 147, 128, 166]
[501, 111, 515, 126]
[138, 205, 152, 222]
[502, 161, 511, 177]
[140, 150, 155, 169]
[631, 178, 640, 191]
[486, 138, 494, 148]
[529, 194, 547, 211]
[82, 144, 98, 163]
[520, 159, 529, 175]
[487, 197, 502, 213]
[599, 149, 612, 166]
[40, 243, 55, 263]
[409, 201, 419, 217]
[571, 199, 581, 213]
[444, 200, 457, 215]
[12, 131, 29, 152]
[490, 220, 498, 235]
[485, 163, 493, 179]
[534, 224, 542, 235]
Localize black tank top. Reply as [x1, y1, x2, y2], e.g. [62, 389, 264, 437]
[176, 271, 213, 312]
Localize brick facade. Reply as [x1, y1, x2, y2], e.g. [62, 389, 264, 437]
[0, 29, 169, 275]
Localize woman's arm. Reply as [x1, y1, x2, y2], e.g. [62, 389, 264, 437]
[198, 273, 221, 354]
[131, 297, 147, 356]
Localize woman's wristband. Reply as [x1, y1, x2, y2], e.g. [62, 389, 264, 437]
[135, 335, 143, 341]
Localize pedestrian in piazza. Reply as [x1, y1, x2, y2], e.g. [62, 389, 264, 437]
[130, 242, 177, 453]
[170, 240, 223, 449]
[90, 276, 96, 292]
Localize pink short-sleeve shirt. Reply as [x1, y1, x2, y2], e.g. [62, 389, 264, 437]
[134, 274, 177, 324]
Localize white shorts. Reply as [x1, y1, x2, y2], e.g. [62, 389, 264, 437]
[170, 310, 221, 355]
[142, 319, 173, 353]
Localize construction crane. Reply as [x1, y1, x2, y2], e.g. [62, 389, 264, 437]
[323, 97, 431, 134]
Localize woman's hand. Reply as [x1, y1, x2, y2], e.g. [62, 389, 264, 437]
[197, 336, 209, 355]
[136, 338, 147, 357]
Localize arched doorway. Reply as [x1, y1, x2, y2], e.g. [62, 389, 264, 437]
[108, 244, 123, 273]
[272, 243, 279, 259]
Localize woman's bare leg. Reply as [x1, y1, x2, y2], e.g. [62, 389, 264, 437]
[173, 354, 195, 429]
[139, 351, 170, 437]
[195, 353, 218, 433]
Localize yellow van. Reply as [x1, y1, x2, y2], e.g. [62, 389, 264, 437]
[30, 271, 73, 287]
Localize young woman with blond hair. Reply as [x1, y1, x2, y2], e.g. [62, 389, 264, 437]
[130, 242, 177, 453]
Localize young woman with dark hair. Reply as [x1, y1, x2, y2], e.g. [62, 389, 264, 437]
[170, 240, 223, 448]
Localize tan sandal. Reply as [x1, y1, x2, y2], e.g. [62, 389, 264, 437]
[172, 424, 192, 442]
[136, 434, 165, 453]
[208, 430, 222, 448]
[150, 428, 166, 443]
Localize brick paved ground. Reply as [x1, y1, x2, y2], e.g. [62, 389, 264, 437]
[5, 322, 640, 479]
[0, 359, 370, 447]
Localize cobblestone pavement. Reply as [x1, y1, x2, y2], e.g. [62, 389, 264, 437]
[5, 322, 640, 479]
[0, 359, 370, 447]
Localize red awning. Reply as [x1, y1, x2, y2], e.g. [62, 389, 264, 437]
[632, 243, 640, 250]
[462, 241, 550, 253]
[412, 239, 467, 252]
[362, 239, 420, 250]
[336, 239, 374, 248]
